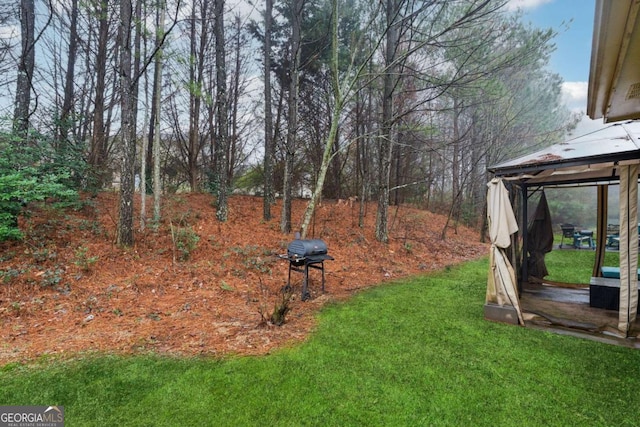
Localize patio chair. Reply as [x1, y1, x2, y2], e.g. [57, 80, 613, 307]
[560, 224, 575, 248]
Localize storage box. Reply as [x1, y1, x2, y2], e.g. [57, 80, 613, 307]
[589, 281, 620, 310]
[589, 276, 640, 310]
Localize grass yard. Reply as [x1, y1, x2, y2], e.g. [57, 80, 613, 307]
[545, 248, 620, 284]
[2, 258, 640, 426]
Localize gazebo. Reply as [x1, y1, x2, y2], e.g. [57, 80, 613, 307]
[484, 0, 640, 340]
[485, 122, 640, 338]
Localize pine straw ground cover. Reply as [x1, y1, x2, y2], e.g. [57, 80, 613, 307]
[0, 193, 487, 364]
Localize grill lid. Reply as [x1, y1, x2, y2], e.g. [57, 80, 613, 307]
[287, 239, 328, 259]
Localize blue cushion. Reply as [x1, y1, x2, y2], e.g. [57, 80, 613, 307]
[601, 266, 640, 279]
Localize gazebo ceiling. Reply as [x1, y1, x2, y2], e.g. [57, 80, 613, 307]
[588, 0, 640, 123]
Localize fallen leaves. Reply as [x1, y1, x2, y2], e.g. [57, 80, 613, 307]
[0, 193, 487, 364]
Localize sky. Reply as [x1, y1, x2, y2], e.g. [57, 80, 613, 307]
[507, 0, 605, 134]
[0, 0, 606, 134]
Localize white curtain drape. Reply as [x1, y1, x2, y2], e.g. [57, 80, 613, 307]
[486, 178, 524, 324]
[618, 164, 638, 334]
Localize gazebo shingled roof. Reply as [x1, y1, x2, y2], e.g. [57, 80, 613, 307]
[489, 121, 640, 186]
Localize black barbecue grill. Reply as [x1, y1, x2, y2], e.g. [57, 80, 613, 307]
[279, 237, 333, 301]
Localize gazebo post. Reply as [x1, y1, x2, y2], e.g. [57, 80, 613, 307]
[521, 183, 528, 293]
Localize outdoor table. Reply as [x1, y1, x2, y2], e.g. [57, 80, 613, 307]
[573, 230, 594, 249]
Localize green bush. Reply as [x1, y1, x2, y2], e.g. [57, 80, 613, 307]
[73, 246, 99, 272]
[0, 134, 78, 241]
[173, 226, 200, 261]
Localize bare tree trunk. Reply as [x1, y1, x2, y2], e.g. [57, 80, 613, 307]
[89, 0, 109, 188]
[281, 0, 303, 234]
[131, 0, 142, 128]
[188, 1, 209, 192]
[78, 34, 95, 144]
[139, 0, 149, 230]
[451, 97, 461, 226]
[188, 4, 198, 191]
[116, 0, 136, 247]
[13, 0, 35, 138]
[469, 117, 484, 227]
[153, 0, 166, 222]
[214, 0, 228, 221]
[375, 0, 400, 243]
[359, 60, 375, 228]
[140, 89, 149, 229]
[281, 142, 294, 232]
[355, 91, 366, 228]
[263, 0, 275, 221]
[58, 0, 79, 144]
[228, 14, 241, 184]
[393, 130, 401, 205]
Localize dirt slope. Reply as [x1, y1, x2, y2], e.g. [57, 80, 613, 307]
[0, 193, 487, 364]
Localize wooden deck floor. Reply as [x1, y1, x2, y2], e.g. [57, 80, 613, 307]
[520, 281, 640, 348]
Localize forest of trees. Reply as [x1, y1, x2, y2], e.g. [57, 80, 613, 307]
[1, 0, 578, 245]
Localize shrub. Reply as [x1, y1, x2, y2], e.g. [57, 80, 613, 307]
[0, 268, 20, 284]
[41, 268, 64, 287]
[270, 287, 293, 326]
[171, 225, 200, 261]
[256, 277, 294, 327]
[73, 246, 99, 272]
[0, 135, 78, 241]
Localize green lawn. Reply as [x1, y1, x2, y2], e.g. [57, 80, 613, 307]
[2, 259, 640, 426]
[545, 248, 620, 284]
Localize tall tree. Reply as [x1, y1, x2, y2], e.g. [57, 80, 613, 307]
[152, 0, 167, 222]
[57, 0, 79, 144]
[131, 0, 143, 141]
[299, 0, 384, 237]
[436, 11, 574, 235]
[139, 0, 149, 230]
[13, 0, 36, 137]
[214, 0, 228, 221]
[116, 0, 136, 246]
[299, 0, 343, 238]
[262, 0, 275, 221]
[227, 13, 251, 185]
[88, 0, 111, 188]
[187, 0, 210, 192]
[375, 0, 400, 243]
[281, 0, 304, 234]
